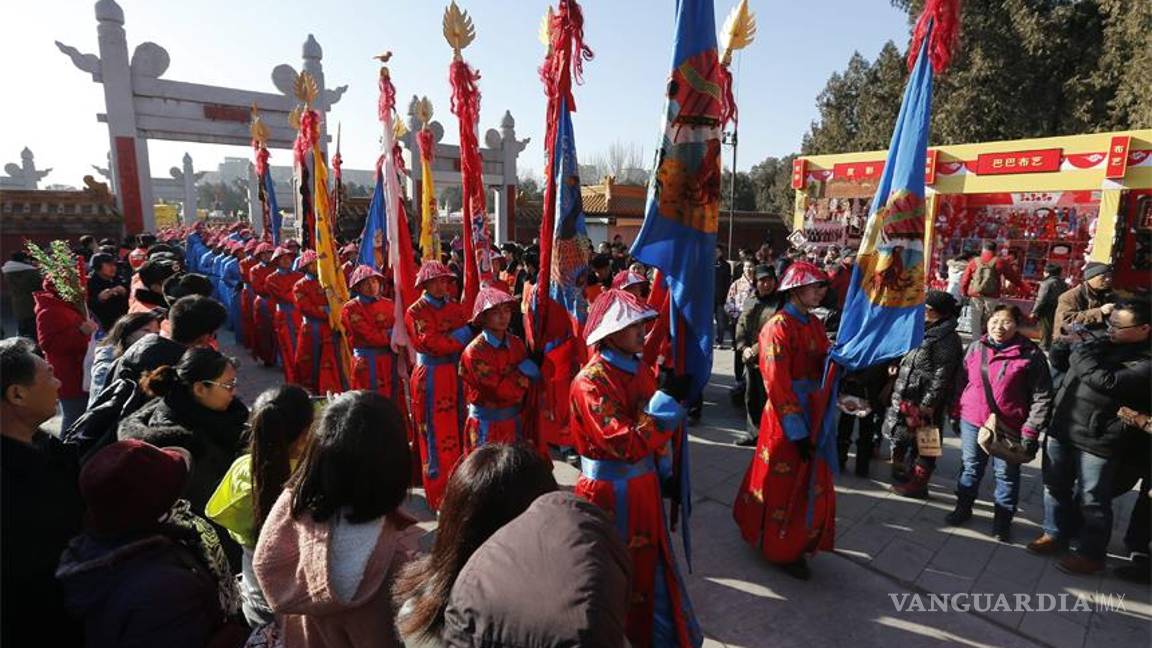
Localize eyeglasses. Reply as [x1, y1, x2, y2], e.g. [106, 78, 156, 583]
[202, 380, 238, 392]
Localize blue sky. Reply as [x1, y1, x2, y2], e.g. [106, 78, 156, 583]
[1, 0, 909, 186]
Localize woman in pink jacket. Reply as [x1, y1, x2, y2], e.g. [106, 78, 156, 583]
[947, 304, 1052, 543]
[253, 391, 421, 647]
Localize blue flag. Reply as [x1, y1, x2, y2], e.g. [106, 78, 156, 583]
[549, 98, 590, 327]
[264, 171, 282, 246]
[831, 34, 934, 370]
[629, 0, 724, 571]
[629, 0, 721, 402]
[359, 173, 386, 269]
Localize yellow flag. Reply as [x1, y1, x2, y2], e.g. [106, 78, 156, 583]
[310, 143, 355, 378]
[420, 153, 440, 261]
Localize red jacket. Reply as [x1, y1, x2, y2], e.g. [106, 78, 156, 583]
[960, 251, 1021, 298]
[34, 289, 89, 398]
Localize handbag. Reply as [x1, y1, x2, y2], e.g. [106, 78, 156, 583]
[976, 345, 1032, 464]
[915, 426, 942, 457]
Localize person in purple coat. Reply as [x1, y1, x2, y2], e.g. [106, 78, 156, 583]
[946, 304, 1052, 543]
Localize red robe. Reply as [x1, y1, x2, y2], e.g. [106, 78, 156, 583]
[266, 268, 304, 384]
[571, 348, 700, 648]
[341, 293, 403, 403]
[250, 262, 278, 366]
[405, 293, 473, 511]
[239, 256, 259, 349]
[292, 273, 349, 395]
[732, 303, 836, 564]
[459, 331, 537, 451]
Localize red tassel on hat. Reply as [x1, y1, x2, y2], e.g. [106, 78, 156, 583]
[907, 0, 962, 74]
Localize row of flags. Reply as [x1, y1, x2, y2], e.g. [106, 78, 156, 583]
[246, 0, 959, 562]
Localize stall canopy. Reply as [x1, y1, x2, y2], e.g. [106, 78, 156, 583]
[792, 130, 1152, 298]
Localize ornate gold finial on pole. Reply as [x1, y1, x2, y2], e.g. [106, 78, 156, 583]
[720, 0, 756, 67]
[250, 103, 269, 144]
[538, 5, 555, 49]
[293, 70, 319, 106]
[443, 1, 476, 61]
[415, 97, 434, 129]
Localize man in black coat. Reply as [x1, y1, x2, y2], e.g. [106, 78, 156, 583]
[0, 338, 85, 646]
[1029, 300, 1152, 575]
[86, 252, 129, 333]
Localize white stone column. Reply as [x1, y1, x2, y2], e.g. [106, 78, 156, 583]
[95, 0, 155, 232]
[181, 153, 196, 224]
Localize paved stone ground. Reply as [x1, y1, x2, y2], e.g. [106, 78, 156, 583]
[50, 330, 1149, 648]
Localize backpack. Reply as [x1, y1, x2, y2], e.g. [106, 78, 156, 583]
[61, 377, 152, 464]
[969, 259, 1000, 297]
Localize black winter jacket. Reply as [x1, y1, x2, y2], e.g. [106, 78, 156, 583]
[882, 316, 965, 440]
[118, 392, 249, 513]
[1050, 340, 1151, 458]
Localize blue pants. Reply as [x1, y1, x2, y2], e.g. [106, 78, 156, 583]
[955, 419, 1021, 511]
[1042, 434, 1116, 560]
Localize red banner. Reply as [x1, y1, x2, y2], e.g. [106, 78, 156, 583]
[791, 158, 807, 190]
[924, 149, 939, 185]
[975, 148, 1062, 175]
[833, 160, 883, 181]
[115, 136, 144, 234]
[1106, 136, 1131, 180]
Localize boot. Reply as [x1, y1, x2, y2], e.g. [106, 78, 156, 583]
[855, 437, 874, 478]
[889, 446, 908, 483]
[945, 494, 975, 526]
[992, 505, 1014, 543]
[892, 463, 931, 499]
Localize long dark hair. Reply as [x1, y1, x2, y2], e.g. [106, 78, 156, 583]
[139, 346, 235, 398]
[392, 443, 557, 639]
[97, 310, 161, 357]
[288, 391, 410, 524]
[249, 385, 314, 529]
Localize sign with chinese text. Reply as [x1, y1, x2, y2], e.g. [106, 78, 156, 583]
[924, 149, 939, 185]
[833, 161, 884, 180]
[975, 148, 1062, 175]
[1105, 136, 1130, 180]
[791, 158, 807, 190]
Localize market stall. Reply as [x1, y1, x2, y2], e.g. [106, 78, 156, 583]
[791, 130, 1152, 312]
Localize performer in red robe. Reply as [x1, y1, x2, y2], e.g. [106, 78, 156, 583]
[732, 261, 837, 580]
[238, 239, 260, 350]
[570, 289, 701, 648]
[249, 243, 278, 367]
[339, 242, 359, 285]
[612, 269, 651, 300]
[292, 250, 349, 395]
[405, 260, 475, 512]
[265, 246, 303, 384]
[340, 264, 404, 406]
[460, 285, 539, 451]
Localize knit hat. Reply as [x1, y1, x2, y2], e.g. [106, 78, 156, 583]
[1082, 262, 1112, 281]
[80, 440, 190, 535]
[89, 252, 117, 271]
[753, 264, 776, 281]
[349, 264, 385, 291]
[584, 289, 657, 346]
[924, 289, 958, 318]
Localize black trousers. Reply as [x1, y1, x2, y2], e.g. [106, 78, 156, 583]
[838, 411, 881, 474]
[744, 366, 766, 435]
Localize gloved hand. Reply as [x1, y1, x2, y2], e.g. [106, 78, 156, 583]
[658, 372, 691, 402]
[1023, 437, 1039, 457]
[793, 437, 812, 463]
